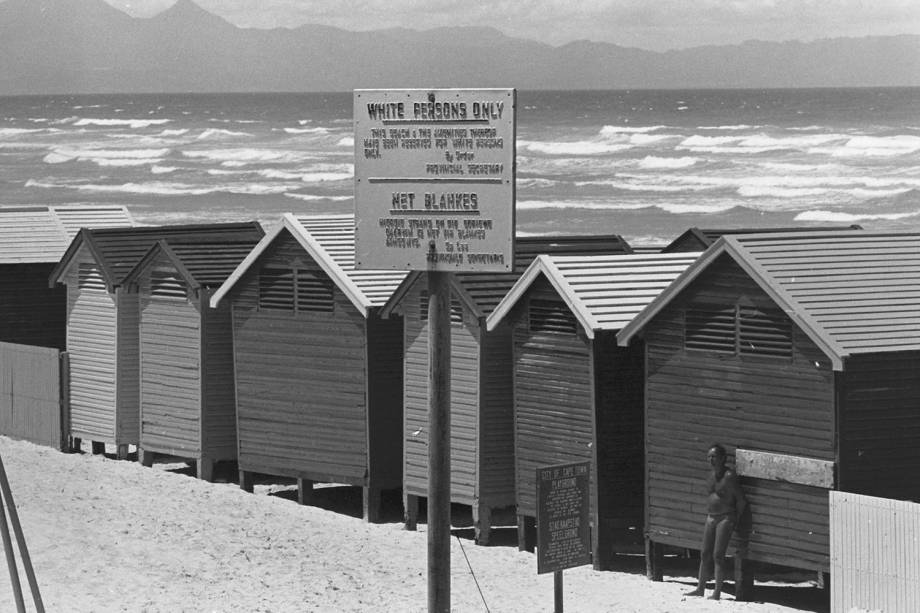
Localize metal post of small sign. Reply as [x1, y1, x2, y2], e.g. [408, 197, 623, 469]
[353, 87, 516, 613]
[554, 570, 564, 612]
[537, 461, 592, 613]
[427, 269, 451, 612]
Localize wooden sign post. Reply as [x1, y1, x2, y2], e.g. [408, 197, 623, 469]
[354, 88, 516, 613]
[537, 461, 592, 613]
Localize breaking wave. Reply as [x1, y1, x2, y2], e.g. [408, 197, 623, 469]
[73, 118, 171, 128]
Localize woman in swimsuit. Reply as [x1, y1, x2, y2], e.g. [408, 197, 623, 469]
[686, 443, 747, 600]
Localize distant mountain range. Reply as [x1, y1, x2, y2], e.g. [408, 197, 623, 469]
[1, 0, 919, 94]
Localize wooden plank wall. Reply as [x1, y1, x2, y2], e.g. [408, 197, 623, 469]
[201, 295, 237, 461]
[513, 287, 594, 518]
[0, 342, 62, 449]
[139, 270, 202, 457]
[840, 352, 920, 500]
[403, 279, 480, 504]
[231, 235, 370, 484]
[643, 255, 836, 571]
[830, 492, 920, 612]
[65, 248, 118, 442]
[0, 264, 66, 350]
[478, 321, 516, 508]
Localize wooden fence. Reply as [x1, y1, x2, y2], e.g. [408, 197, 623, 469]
[0, 342, 68, 451]
[830, 491, 920, 612]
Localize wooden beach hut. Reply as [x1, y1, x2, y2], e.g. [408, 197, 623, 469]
[616, 230, 920, 589]
[485, 252, 700, 568]
[380, 235, 633, 544]
[122, 232, 264, 481]
[49, 222, 264, 459]
[0, 205, 132, 349]
[662, 225, 862, 253]
[209, 214, 407, 521]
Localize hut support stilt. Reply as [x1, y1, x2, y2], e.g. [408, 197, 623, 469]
[473, 504, 491, 545]
[733, 556, 754, 601]
[297, 479, 314, 506]
[116, 445, 129, 461]
[69, 437, 81, 453]
[239, 470, 254, 493]
[196, 458, 214, 482]
[516, 514, 535, 552]
[363, 487, 382, 523]
[138, 449, 154, 467]
[404, 494, 419, 530]
[645, 537, 663, 581]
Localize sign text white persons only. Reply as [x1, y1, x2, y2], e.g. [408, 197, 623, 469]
[354, 89, 515, 272]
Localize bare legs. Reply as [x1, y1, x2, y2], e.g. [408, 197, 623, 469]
[686, 514, 735, 599]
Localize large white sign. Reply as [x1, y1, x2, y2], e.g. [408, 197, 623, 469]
[354, 88, 515, 272]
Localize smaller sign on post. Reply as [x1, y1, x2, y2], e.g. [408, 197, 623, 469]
[536, 461, 591, 613]
[537, 461, 592, 574]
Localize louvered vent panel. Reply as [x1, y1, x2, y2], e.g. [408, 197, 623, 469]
[259, 267, 294, 311]
[78, 263, 106, 291]
[528, 299, 577, 334]
[151, 269, 187, 300]
[296, 270, 334, 313]
[739, 307, 793, 358]
[685, 305, 736, 353]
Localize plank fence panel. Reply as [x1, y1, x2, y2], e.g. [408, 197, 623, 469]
[0, 341, 65, 450]
[830, 491, 920, 613]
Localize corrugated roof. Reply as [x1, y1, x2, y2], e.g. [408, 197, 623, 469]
[124, 235, 265, 291]
[0, 205, 133, 264]
[51, 222, 264, 289]
[486, 253, 700, 337]
[383, 234, 633, 319]
[618, 231, 920, 369]
[662, 225, 862, 252]
[210, 214, 408, 317]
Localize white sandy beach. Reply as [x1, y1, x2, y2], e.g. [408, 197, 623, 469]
[0, 436, 829, 612]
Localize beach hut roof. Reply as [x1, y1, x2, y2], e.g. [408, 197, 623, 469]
[210, 214, 408, 317]
[381, 234, 633, 320]
[49, 221, 264, 291]
[123, 233, 266, 292]
[617, 230, 920, 370]
[486, 253, 701, 338]
[661, 224, 862, 252]
[0, 205, 133, 264]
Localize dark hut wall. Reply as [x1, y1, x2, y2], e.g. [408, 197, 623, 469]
[512, 282, 595, 519]
[403, 280, 482, 504]
[478, 322, 514, 506]
[115, 286, 140, 444]
[138, 261, 202, 457]
[593, 331, 645, 543]
[643, 254, 835, 570]
[840, 351, 920, 499]
[201, 290, 237, 460]
[230, 234, 370, 483]
[365, 315, 404, 489]
[0, 264, 66, 349]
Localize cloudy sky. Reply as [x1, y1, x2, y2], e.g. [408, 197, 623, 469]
[104, 0, 920, 51]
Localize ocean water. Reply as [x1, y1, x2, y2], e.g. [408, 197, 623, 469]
[1, 89, 918, 246]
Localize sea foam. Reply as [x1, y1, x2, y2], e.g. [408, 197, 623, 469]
[74, 118, 171, 128]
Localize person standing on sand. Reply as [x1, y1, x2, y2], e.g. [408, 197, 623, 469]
[686, 443, 747, 601]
